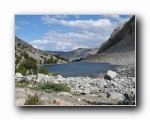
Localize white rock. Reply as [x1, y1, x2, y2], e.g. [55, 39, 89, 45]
[70, 88, 75, 93]
[58, 92, 72, 96]
[57, 75, 63, 79]
[16, 73, 23, 78]
[107, 91, 125, 101]
[82, 89, 90, 95]
[53, 80, 59, 84]
[107, 70, 118, 79]
[45, 75, 50, 79]
[76, 98, 80, 102]
[97, 93, 107, 98]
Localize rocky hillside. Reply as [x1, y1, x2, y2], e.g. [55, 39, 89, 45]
[45, 48, 98, 61]
[15, 36, 68, 67]
[82, 16, 135, 65]
[98, 16, 135, 54]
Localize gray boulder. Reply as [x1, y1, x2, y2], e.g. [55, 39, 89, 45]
[82, 89, 91, 95]
[97, 93, 107, 98]
[58, 92, 72, 96]
[106, 70, 118, 79]
[107, 91, 125, 101]
[16, 73, 23, 78]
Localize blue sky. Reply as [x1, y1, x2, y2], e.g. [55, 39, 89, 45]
[15, 15, 132, 51]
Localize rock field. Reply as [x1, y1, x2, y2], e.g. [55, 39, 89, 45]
[15, 65, 135, 106]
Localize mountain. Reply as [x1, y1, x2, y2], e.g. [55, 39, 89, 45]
[81, 16, 135, 65]
[45, 48, 98, 61]
[15, 36, 68, 67]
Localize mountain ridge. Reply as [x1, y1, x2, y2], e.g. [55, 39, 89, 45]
[81, 16, 135, 65]
[15, 36, 68, 67]
[45, 48, 98, 61]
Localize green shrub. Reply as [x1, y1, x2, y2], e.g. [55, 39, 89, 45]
[31, 83, 70, 93]
[21, 59, 37, 70]
[52, 73, 60, 76]
[33, 69, 38, 75]
[28, 70, 32, 75]
[39, 68, 49, 75]
[15, 55, 21, 65]
[42, 83, 70, 92]
[24, 53, 29, 59]
[40, 60, 42, 65]
[17, 43, 21, 47]
[25, 93, 42, 105]
[18, 78, 28, 83]
[54, 55, 69, 62]
[16, 66, 27, 76]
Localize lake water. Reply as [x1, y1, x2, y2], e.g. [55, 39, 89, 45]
[40, 62, 118, 77]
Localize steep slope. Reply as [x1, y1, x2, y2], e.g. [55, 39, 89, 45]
[15, 36, 68, 67]
[82, 16, 135, 65]
[45, 48, 98, 61]
[97, 16, 135, 54]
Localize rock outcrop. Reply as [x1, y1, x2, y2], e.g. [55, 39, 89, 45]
[15, 65, 135, 105]
[98, 16, 135, 54]
[82, 16, 135, 65]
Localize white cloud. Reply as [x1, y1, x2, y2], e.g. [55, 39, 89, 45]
[102, 15, 131, 26]
[42, 15, 112, 29]
[15, 26, 20, 30]
[19, 21, 29, 25]
[41, 15, 130, 36]
[30, 30, 108, 51]
[33, 45, 38, 49]
[30, 15, 131, 51]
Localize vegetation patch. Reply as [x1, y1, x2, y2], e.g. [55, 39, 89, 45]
[25, 93, 42, 105]
[52, 73, 60, 76]
[39, 68, 49, 75]
[31, 82, 70, 93]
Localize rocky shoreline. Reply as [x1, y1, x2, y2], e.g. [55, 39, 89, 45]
[15, 64, 135, 106]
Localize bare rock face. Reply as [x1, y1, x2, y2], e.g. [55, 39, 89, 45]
[97, 16, 135, 54]
[82, 16, 135, 65]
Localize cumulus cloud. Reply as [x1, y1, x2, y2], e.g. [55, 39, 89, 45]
[42, 15, 112, 28]
[33, 45, 38, 49]
[30, 30, 108, 51]
[41, 15, 131, 35]
[102, 15, 131, 26]
[29, 15, 132, 51]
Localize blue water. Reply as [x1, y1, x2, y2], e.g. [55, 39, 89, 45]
[40, 62, 118, 77]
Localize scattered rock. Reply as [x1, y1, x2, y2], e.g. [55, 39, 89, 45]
[15, 98, 26, 105]
[106, 70, 118, 79]
[76, 98, 81, 102]
[107, 91, 125, 101]
[15, 73, 23, 78]
[49, 98, 73, 105]
[57, 92, 72, 96]
[97, 93, 107, 98]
